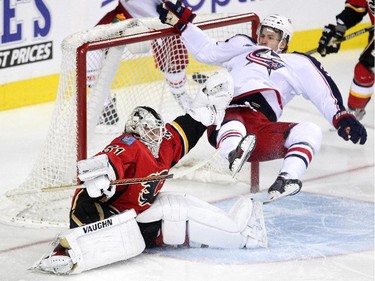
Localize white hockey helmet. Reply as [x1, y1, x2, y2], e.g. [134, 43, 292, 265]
[124, 106, 165, 157]
[257, 14, 293, 43]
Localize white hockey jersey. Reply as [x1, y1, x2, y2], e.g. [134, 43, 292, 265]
[181, 23, 346, 125]
[119, 0, 160, 18]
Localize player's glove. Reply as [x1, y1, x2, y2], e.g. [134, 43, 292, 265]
[77, 154, 116, 198]
[157, 0, 196, 33]
[317, 24, 346, 57]
[333, 110, 367, 144]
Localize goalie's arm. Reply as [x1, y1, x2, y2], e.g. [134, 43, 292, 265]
[169, 114, 207, 156]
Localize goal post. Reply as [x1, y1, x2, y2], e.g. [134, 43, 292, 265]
[0, 13, 260, 228]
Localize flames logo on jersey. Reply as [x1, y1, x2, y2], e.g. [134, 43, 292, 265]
[246, 49, 285, 75]
[139, 170, 169, 207]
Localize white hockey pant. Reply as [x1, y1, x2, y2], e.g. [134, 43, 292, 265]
[216, 120, 247, 160]
[285, 121, 322, 153]
[281, 122, 322, 178]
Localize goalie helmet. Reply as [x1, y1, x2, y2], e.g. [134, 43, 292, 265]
[257, 14, 293, 52]
[124, 106, 165, 157]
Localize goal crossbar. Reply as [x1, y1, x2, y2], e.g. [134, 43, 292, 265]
[76, 13, 260, 161]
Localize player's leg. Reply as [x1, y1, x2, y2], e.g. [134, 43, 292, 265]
[347, 38, 374, 120]
[215, 120, 256, 177]
[208, 107, 260, 177]
[265, 121, 322, 202]
[215, 114, 322, 201]
[152, 36, 191, 111]
[136, 192, 267, 249]
[91, 7, 127, 125]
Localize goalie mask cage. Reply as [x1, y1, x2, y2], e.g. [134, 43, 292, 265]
[0, 13, 260, 228]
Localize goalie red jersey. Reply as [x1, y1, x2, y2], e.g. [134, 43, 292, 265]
[71, 114, 206, 218]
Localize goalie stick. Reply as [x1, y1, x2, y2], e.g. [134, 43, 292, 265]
[42, 174, 174, 192]
[42, 149, 221, 192]
[306, 25, 374, 55]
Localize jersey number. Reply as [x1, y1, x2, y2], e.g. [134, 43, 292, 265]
[103, 145, 125, 156]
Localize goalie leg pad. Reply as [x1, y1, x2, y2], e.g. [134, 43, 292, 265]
[65, 209, 145, 274]
[188, 196, 263, 249]
[188, 220, 245, 248]
[137, 191, 189, 245]
[33, 209, 145, 274]
[137, 192, 267, 249]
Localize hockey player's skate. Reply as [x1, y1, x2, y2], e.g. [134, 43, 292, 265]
[266, 172, 302, 202]
[31, 242, 74, 275]
[348, 106, 366, 121]
[245, 200, 268, 248]
[228, 134, 256, 177]
[98, 97, 119, 125]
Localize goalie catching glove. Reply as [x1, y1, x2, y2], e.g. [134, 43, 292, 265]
[77, 154, 117, 199]
[188, 70, 234, 129]
[157, 0, 196, 33]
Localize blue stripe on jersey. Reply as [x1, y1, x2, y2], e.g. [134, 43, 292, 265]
[293, 52, 346, 112]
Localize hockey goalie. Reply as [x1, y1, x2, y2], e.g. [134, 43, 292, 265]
[30, 71, 267, 275]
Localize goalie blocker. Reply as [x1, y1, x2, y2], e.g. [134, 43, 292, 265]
[31, 194, 267, 275]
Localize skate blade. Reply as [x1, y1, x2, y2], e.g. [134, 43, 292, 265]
[231, 135, 256, 177]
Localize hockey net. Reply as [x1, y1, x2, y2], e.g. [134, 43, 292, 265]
[0, 13, 260, 228]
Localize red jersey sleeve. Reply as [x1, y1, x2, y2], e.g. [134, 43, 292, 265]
[337, 0, 373, 27]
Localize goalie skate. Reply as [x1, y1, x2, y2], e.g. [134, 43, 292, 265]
[228, 134, 256, 177]
[30, 242, 74, 275]
[349, 107, 366, 121]
[266, 172, 302, 202]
